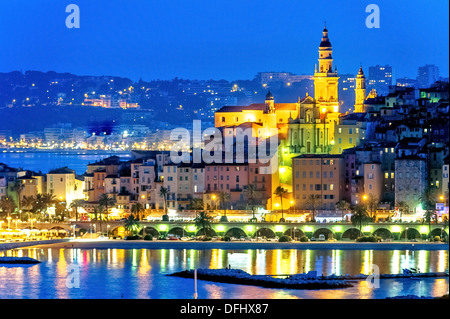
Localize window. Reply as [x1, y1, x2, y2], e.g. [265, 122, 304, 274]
[323, 172, 327, 178]
[302, 172, 306, 178]
[349, 128, 353, 134]
[330, 171, 334, 178]
[330, 184, 334, 191]
[349, 138, 353, 144]
[338, 128, 342, 134]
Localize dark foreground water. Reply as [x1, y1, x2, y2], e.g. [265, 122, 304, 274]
[0, 248, 448, 299]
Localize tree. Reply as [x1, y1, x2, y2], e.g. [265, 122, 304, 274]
[396, 201, 410, 220]
[70, 199, 85, 222]
[159, 186, 169, 220]
[194, 211, 213, 237]
[305, 194, 321, 222]
[21, 195, 36, 221]
[54, 202, 68, 222]
[274, 186, 288, 222]
[218, 191, 231, 222]
[124, 215, 141, 236]
[131, 202, 145, 221]
[9, 180, 25, 211]
[244, 183, 258, 222]
[336, 200, 350, 222]
[98, 194, 116, 221]
[189, 198, 204, 211]
[0, 197, 16, 219]
[365, 194, 379, 221]
[351, 205, 371, 235]
[419, 187, 438, 238]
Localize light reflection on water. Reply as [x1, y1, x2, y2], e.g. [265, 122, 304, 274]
[0, 248, 448, 299]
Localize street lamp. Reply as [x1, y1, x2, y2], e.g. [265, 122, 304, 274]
[405, 227, 409, 241]
[6, 216, 11, 229]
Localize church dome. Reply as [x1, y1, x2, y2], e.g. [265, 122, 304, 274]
[319, 27, 332, 48]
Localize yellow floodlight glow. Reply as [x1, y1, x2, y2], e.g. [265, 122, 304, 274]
[334, 226, 342, 232]
[420, 226, 429, 234]
[362, 226, 372, 233]
[392, 226, 401, 233]
[216, 225, 225, 232]
[246, 225, 254, 232]
[159, 225, 168, 231]
[188, 225, 196, 232]
[275, 225, 284, 232]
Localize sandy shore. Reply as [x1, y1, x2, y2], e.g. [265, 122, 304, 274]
[16, 239, 449, 251]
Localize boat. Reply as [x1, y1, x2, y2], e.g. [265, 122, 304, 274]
[0, 257, 41, 264]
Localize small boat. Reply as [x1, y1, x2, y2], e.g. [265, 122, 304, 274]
[0, 257, 41, 264]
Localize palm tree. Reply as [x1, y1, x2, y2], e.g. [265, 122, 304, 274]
[365, 194, 379, 221]
[274, 186, 288, 222]
[70, 199, 85, 222]
[124, 215, 141, 236]
[351, 205, 370, 235]
[55, 202, 68, 222]
[98, 194, 116, 221]
[21, 195, 36, 221]
[218, 191, 230, 222]
[419, 187, 438, 238]
[159, 186, 169, 221]
[131, 202, 145, 221]
[10, 180, 25, 211]
[336, 200, 350, 222]
[189, 198, 204, 211]
[305, 194, 321, 222]
[244, 183, 258, 222]
[0, 197, 16, 219]
[194, 211, 213, 237]
[396, 201, 410, 221]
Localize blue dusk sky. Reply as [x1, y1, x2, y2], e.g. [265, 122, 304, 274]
[0, 0, 448, 81]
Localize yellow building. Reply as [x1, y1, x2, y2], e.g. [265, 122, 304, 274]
[354, 67, 367, 113]
[213, 26, 362, 207]
[46, 167, 85, 206]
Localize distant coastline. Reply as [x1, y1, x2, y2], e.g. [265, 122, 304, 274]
[0, 148, 131, 155]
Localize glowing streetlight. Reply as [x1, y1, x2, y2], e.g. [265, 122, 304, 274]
[6, 216, 11, 229]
